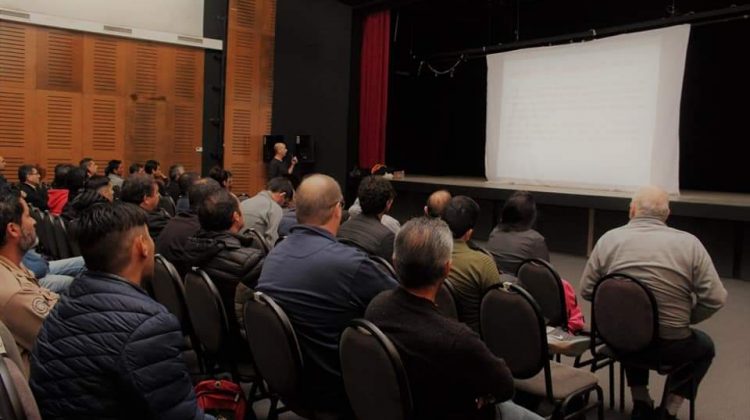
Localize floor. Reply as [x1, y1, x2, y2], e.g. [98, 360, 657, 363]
[249, 252, 750, 419]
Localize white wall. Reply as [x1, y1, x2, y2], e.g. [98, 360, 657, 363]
[1, 0, 204, 37]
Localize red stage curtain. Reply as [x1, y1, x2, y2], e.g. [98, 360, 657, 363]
[358, 10, 390, 169]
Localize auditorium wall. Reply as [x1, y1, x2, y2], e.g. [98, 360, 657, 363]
[271, 0, 355, 188]
[0, 21, 204, 182]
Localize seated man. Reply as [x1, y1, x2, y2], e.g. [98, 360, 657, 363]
[338, 176, 396, 261]
[442, 196, 501, 333]
[0, 187, 59, 376]
[18, 164, 48, 211]
[366, 217, 541, 420]
[580, 186, 728, 420]
[175, 172, 200, 214]
[156, 177, 221, 276]
[240, 177, 293, 246]
[120, 174, 171, 239]
[30, 202, 212, 419]
[424, 189, 452, 218]
[256, 174, 398, 417]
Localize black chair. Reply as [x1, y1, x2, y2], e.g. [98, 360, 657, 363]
[51, 216, 73, 260]
[337, 237, 369, 254]
[481, 283, 603, 420]
[241, 227, 271, 255]
[435, 280, 458, 320]
[242, 292, 304, 418]
[370, 255, 397, 278]
[340, 319, 412, 420]
[159, 195, 176, 217]
[0, 322, 41, 420]
[592, 273, 696, 420]
[40, 212, 59, 260]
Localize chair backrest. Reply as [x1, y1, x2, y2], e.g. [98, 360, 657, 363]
[0, 322, 41, 420]
[159, 195, 176, 217]
[338, 237, 369, 254]
[340, 319, 412, 420]
[40, 212, 59, 259]
[370, 255, 397, 278]
[435, 281, 458, 320]
[184, 269, 229, 357]
[592, 273, 659, 354]
[517, 258, 567, 329]
[480, 283, 548, 379]
[51, 216, 73, 260]
[241, 227, 270, 255]
[151, 255, 189, 325]
[243, 292, 305, 404]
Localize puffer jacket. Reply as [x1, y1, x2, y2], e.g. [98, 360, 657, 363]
[30, 271, 210, 420]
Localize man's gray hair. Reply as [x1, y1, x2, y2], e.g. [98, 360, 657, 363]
[393, 217, 453, 288]
[631, 186, 670, 221]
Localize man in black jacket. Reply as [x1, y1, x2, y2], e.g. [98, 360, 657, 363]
[18, 165, 48, 211]
[30, 202, 212, 420]
[338, 176, 396, 261]
[120, 174, 171, 239]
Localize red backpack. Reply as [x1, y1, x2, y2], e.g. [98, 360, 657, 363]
[195, 379, 248, 420]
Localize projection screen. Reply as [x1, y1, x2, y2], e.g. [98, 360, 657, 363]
[485, 25, 691, 193]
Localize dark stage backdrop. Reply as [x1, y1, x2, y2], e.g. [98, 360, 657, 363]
[386, 0, 750, 193]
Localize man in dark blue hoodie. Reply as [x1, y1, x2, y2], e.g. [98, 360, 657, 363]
[30, 202, 212, 420]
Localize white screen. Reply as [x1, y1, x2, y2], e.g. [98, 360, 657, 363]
[485, 26, 690, 193]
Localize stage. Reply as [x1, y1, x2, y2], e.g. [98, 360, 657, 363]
[386, 175, 750, 280]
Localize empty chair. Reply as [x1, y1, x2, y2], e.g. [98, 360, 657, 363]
[592, 273, 697, 420]
[481, 282, 603, 419]
[340, 319, 412, 420]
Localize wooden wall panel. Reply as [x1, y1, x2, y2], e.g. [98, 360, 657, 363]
[0, 22, 205, 187]
[225, 0, 276, 195]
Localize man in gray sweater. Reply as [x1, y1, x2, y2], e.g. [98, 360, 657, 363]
[580, 186, 727, 420]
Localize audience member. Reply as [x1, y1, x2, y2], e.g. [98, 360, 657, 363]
[208, 166, 232, 190]
[30, 202, 212, 419]
[120, 174, 170, 239]
[166, 164, 185, 203]
[47, 164, 73, 215]
[424, 189, 452, 218]
[105, 159, 125, 189]
[267, 142, 297, 179]
[18, 164, 48, 211]
[338, 176, 396, 261]
[580, 186, 728, 419]
[145, 159, 167, 194]
[156, 178, 221, 276]
[366, 217, 541, 420]
[0, 155, 6, 186]
[22, 248, 84, 293]
[486, 191, 584, 333]
[240, 177, 293, 246]
[64, 166, 87, 204]
[442, 196, 501, 333]
[175, 172, 200, 213]
[129, 162, 144, 175]
[256, 174, 398, 416]
[486, 191, 549, 275]
[278, 200, 297, 237]
[79, 157, 98, 178]
[0, 186, 58, 375]
[85, 175, 114, 202]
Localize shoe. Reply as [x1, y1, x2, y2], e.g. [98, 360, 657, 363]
[655, 406, 679, 420]
[631, 400, 655, 420]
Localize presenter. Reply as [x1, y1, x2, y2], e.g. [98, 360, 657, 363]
[267, 142, 298, 179]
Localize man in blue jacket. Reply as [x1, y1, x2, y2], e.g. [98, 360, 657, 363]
[256, 174, 398, 418]
[30, 202, 212, 420]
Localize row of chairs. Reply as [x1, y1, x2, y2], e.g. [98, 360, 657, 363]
[29, 207, 80, 260]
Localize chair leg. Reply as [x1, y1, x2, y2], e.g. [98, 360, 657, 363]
[689, 377, 696, 420]
[267, 396, 279, 420]
[619, 363, 625, 413]
[658, 375, 672, 420]
[597, 385, 605, 420]
[608, 362, 614, 409]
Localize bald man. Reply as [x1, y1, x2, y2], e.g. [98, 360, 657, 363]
[255, 174, 397, 417]
[424, 189, 451, 218]
[580, 186, 727, 420]
[267, 142, 297, 179]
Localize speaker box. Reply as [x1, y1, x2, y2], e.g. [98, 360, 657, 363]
[263, 135, 285, 163]
[296, 135, 315, 163]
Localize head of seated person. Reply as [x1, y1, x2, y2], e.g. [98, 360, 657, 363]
[85, 175, 114, 202]
[121, 174, 160, 213]
[295, 174, 344, 235]
[357, 176, 394, 219]
[187, 177, 221, 214]
[178, 172, 201, 200]
[394, 217, 453, 293]
[442, 195, 480, 242]
[266, 177, 294, 207]
[424, 189, 452, 218]
[629, 185, 670, 222]
[499, 190, 537, 232]
[199, 188, 244, 234]
[0, 185, 39, 266]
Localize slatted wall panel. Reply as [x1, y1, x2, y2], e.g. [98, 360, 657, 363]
[225, 0, 276, 195]
[0, 22, 205, 184]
